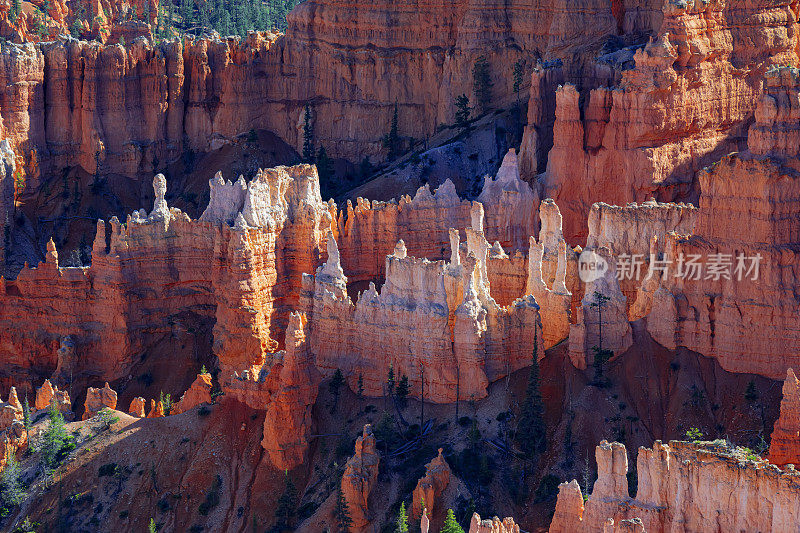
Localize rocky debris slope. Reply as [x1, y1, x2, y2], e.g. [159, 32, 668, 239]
[550, 439, 800, 532]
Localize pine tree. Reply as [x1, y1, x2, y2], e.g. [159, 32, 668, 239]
[357, 373, 364, 400]
[149, 518, 157, 533]
[275, 471, 298, 528]
[316, 146, 334, 184]
[302, 104, 315, 163]
[382, 103, 401, 160]
[329, 368, 345, 413]
[0, 454, 25, 514]
[22, 395, 30, 443]
[396, 374, 410, 410]
[41, 404, 75, 469]
[439, 509, 465, 533]
[454, 95, 471, 130]
[335, 490, 352, 532]
[394, 501, 408, 533]
[472, 56, 493, 113]
[512, 59, 524, 105]
[9, 0, 21, 23]
[387, 364, 395, 396]
[515, 329, 547, 458]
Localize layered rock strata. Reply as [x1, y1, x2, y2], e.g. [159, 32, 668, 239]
[769, 368, 800, 467]
[532, 0, 800, 242]
[411, 449, 451, 519]
[340, 425, 380, 532]
[307, 224, 545, 403]
[82, 382, 117, 420]
[646, 67, 800, 379]
[549, 439, 800, 532]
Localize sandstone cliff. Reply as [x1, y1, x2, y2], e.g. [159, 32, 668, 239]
[770, 368, 800, 467]
[550, 439, 800, 532]
[646, 67, 800, 379]
[340, 425, 380, 532]
[527, 0, 799, 243]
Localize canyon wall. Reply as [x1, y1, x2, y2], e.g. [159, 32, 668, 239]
[528, 0, 800, 243]
[0, 0, 667, 190]
[770, 369, 800, 467]
[647, 66, 800, 379]
[549, 439, 800, 532]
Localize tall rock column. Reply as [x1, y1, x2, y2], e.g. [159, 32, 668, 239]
[340, 425, 380, 532]
[261, 312, 321, 471]
[769, 369, 800, 467]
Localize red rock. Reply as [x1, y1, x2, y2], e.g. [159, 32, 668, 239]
[340, 425, 380, 531]
[171, 373, 213, 415]
[469, 513, 521, 533]
[34, 379, 71, 414]
[411, 449, 451, 519]
[128, 397, 146, 418]
[548, 440, 800, 532]
[260, 312, 321, 471]
[146, 399, 164, 418]
[769, 369, 800, 467]
[82, 382, 117, 420]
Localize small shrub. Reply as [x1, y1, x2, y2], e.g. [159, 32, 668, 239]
[198, 475, 222, 516]
[98, 463, 119, 477]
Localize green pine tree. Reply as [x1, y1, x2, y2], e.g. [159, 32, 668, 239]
[22, 395, 30, 442]
[0, 454, 26, 515]
[357, 373, 364, 400]
[515, 329, 547, 458]
[394, 501, 408, 533]
[472, 56, 493, 113]
[387, 364, 395, 396]
[302, 104, 315, 163]
[335, 489, 352, 532]
[454, 94, 471, 129]
[149, 518, 157, 533]
[439, 509, 465, 533]
[316, 146, 334, 184]
[9, 0, 21, 23]
[382, 103, 401, 160]
[396, 375, 410, 410]
[275, 471, 298, 528]
[512, 59, 524, 104]
[329, 368, 345, 413]
[41, 404, 76, 469]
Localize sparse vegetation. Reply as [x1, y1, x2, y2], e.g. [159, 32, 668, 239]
[454, 95, 471, 130]
[334, 489, 352, 532]
[0, 455, 26, 517]
[515, 329, 546, 458]
[685, 427, 704, 442]
[472, 57, 493, 113]
[198, 475, 222, 516]
[40, 404, 76, 470]
[440, 508, 465, 533]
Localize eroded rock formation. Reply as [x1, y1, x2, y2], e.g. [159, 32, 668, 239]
[340, 425, 380, 531]
[82, 382, 117, 420]
[469, 513, 521, 533]
[549, 439, 800, 532]
[411, 449, 451, 519]
[171, 373, 213, 415]
[647, 67, 800, 379]
[528, 0, 799, 243]
[770, 368, 800, 467]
